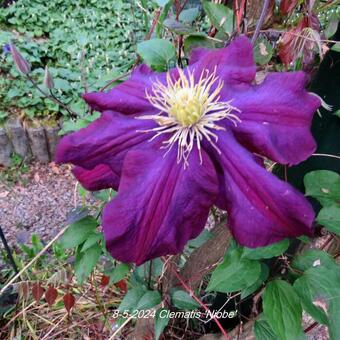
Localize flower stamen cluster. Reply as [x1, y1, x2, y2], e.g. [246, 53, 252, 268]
[138, 67, 241, 167]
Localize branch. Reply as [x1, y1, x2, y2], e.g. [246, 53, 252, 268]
[251, 0, 270, 44]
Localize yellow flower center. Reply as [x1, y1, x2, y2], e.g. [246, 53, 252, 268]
[137, 67, 241, 167]
[168, 88, 203, 126]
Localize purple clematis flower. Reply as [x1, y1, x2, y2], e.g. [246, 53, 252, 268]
[56, 36, 321, 265]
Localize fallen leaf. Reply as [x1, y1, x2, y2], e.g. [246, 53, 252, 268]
[45, 285, 58, 306]
[32, 283, 44, 302]
[63, 292, 75, 312]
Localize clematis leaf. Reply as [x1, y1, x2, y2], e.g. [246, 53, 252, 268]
[202, 1, 234, 35]
[184, 34, 215, 55]
[242, 239, 289, 260]
[304, 170, 340, 207]
[253, 37, 273, 65]
[136, 290, 161, 310]
[241, 263, 269, 299]
[317, 205, 340, 235]
[108, 263, 130, 284]
[179, 7, 200, 23]
[74, 243, 102, 284]
[59, 216, 98, 249]
[163, 18, 195, 35]
[291, 249, 339, 272]
[155, 308, 170, 340]
[137, 38, 175, 71]
[118, 286, 146, 313]
[294, 266, 340, 338]
[263, 280, 305, 340]
[171, 289, 199, 311]
[254, 315, 277, 340]
[207, 247, 261, 293]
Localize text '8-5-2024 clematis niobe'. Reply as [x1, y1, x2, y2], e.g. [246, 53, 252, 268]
[56, 36, 321, 265]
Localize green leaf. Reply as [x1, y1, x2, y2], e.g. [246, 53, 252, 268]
[242, 239, 289, 260]
[317, 205, 340, 235]
[136, 290, 161, 310]
[304, 170, 340, 206]
[202, 1, 234, 35]
[291, 249, 338, 272]
[207, 248, 261, 293]
[263, 280, 305, 340]
[59, 216, 98, 249]
[81, 232, 103, 252]
[155, 0, 171, 6]
[137, 39, 175, 71]
[155, 308, 170, 340]
[254, 315, 277, 340]
[254, 37, 273, 65]
[184, 34, 215, 55]
[179, 7, 200, 23]
[134, 259, 164, 284]
[241, 263, 269, 299]
[325, 14, 338, 39]
[118, 286, 146, 312]
[171, 290, 199, 310]
[109, 263, 130, 284]
[163, 18, 195, 35]
[74, 243, 102, 284]
[187, 229, 213, 249]
[293, 266, 340, 339]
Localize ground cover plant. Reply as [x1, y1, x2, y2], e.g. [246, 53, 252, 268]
[1, 0, 340, 339]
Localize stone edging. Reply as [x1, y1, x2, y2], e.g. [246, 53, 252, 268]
[0, 118, 60, 166]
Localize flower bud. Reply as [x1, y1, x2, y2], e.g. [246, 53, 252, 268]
[9, 42, 31, 75]
[2, 44, 10, 55]
[43, 66, 54, 89]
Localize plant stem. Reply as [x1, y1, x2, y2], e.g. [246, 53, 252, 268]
[167, 260, 231, 340]
[26, 75, 77, 118]
[0, 226, 18, 274]
[251, 0, 270, 44]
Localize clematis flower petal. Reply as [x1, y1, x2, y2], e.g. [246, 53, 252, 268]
[226, 71, 320, 165]
[209, 130, 314, 247]
[73, 164, 119, 191]
[55, 111, 156, 185]
[83, 65, 178, 115]
[189, 35, 256, 86]
[102, 147, 218, 265]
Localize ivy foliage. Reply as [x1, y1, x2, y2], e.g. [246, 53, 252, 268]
[0, 0, 146, 121]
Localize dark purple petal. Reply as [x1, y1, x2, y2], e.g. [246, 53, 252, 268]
[225, 71, 320, 165]
[55, 111, 156, 186]
[102, 146, 218, 265]
[73, 164, 119, 191]
[189, 36, 256, 86]
[209, 130, 314, 247]
[83, 65, 178, 115]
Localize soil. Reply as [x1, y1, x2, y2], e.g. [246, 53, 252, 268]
[0, 162, 95, 246]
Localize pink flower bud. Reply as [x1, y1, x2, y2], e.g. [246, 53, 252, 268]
[9, 42, 31, 75]
[43, 66, 54, 89]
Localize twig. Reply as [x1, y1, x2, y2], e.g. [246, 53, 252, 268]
[0, 226, 67, 297]
[108, 315, 134, 340]
[312, 153, 340, 160]
[304, 321, 318, 333]
[167, 260, 231, 340]
[79, 49, 89, 93]
[99, 71, 131, 92]
[251, 0, 270, 44]
[0, 225, 18, 274]
[320, 234, 334, 251]
[26, 75, 77, 118]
